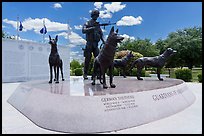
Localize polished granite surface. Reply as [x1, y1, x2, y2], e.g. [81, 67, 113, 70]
[6, 76, 195, 133]
[3, 82, 202, 134]
[19, 76, 184, 96]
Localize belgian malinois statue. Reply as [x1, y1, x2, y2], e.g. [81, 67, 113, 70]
[92, 27, 124, 89]
[131, 48, 176, 81]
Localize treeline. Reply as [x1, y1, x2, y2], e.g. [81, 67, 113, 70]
[118, 26, 202, 69]
[70, 26, 202, 74]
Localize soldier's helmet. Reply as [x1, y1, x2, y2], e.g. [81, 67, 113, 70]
[91, 9, 100, 17]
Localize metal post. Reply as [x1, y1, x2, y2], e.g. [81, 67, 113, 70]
[17, 16, 19, 40]
[43, 19, 45, 43]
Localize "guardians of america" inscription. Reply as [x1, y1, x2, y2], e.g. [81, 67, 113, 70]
[101, 95, 138, 112]
[152, 87, 186, 101]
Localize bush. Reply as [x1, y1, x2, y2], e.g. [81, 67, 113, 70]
[74, 68, 83, 76]
[146, 67, 164, 74]
[70, 59, 82, 71]
[114, 50, 143, 76]
[130, 68, 146, 77]
[175, 68, 192, 82]
[70, 69, 75, 76]
[198, 74, 202, 83]
[107, 68, 120, 76]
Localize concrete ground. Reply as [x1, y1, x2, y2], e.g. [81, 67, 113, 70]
[2, 81, 202, 134]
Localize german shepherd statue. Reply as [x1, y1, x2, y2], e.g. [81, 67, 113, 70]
[131, 48, 177, 81]
[114, 51, 134, 78]
[48, 35, 65, 83]
[92, 27, 124, 89]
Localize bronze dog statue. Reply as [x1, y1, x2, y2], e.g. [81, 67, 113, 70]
[48, 35, 64, 83]
[131, 48, 176, 81]
[92, 26, 124, 89]
[114, 51, 134, 78]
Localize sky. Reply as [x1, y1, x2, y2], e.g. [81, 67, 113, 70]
[2, 2, 202, 63]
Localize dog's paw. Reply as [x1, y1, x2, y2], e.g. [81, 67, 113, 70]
[55, 81, 59, 84]
[49, 81, 52, 83]
[137, 77, 143, 80]
[159, 78, 164, 81]
[62, 79, 65, 81]
[92, 82, 95, 85]
[54, 79, 56, 81]
[103, 84, 108, 89]
[110, 84, 116, 88]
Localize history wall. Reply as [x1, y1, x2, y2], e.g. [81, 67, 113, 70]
[2, 39, 70, 82]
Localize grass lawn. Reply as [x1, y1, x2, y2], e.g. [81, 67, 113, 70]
[163, 67, 202, 82]
[191, 68, 202, 82]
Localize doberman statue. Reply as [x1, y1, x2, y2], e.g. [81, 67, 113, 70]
[131, 48, 177, 81]
[114, 51, 134, 78]
[92, 26, 124, 89]
[48, 35, 64, 83]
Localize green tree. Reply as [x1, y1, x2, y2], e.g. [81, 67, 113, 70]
[119, 38, 159, 57]
[70, 59, 82, 71]
[160, 26, 202, 69]
[155, 39, 168, 54]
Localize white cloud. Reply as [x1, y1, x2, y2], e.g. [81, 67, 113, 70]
[57, 31, 86, 47]
[92, 2, 126, 19]
[70, 51, 79, 56]
[104, 2, 126, 13]
[120, 34, 135, 41]
[94, 2, 103, 9]
[99, 10, 112, 19]
[3, 17, 86, 47]
[70, 51, 84, 63]
[80, 17, 89, 21]
[3, 18, 68, 34]
[2, 19, 17, 29]
[105, 33, 135, 42]
[116, 16, 143, 26]
[101, 28, 106, 33]
[69, 44, 78, 48]
[70, 55, 83, 64]
[74, 25, 83, 30]
[53, 3, 62, 9]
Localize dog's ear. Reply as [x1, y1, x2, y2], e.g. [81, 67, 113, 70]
[55, 35, 58, 42]
[49, 35, 51, 41]
[130, 51, 132, 54]
[109, 26, 114, 35]
[116, 29, 118, 33]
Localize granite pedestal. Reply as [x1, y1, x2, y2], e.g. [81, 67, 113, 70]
[7, 76, 196, 133]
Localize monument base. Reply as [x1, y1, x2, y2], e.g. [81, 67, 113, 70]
[7, 77, 196, 133]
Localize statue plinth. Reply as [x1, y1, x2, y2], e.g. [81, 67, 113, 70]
[7, 77, 196, 133]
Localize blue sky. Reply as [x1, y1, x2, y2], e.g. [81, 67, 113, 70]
[2, 2, 202, 62]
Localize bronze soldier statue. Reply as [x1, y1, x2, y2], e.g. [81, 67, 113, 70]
[82, 9, 105, 80]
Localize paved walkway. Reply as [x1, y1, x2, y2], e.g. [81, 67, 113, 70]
[2, 81, 202, 134]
